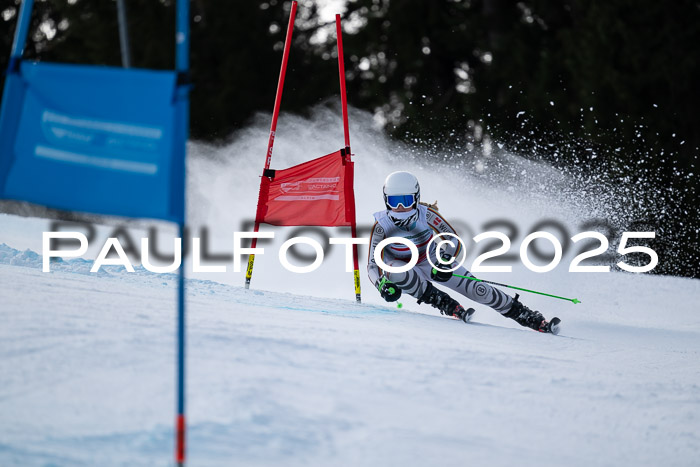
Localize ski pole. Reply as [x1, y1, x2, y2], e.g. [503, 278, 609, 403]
[447, 272, 581, 304]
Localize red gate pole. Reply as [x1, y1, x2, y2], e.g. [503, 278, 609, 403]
[336, 14, 361, 303]
[336, 15, 350, 150]
[246, 1, 298, 289]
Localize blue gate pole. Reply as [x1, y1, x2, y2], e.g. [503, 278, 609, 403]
[116, 0, 131, 68]
[175, 223, 186, 465]
[1, 0, 35, 185]
[9, 0, 35, 71]
[174, 1, 189, 465]
[176, 0, 189, 73]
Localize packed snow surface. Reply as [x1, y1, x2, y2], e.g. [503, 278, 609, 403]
[1, 243, 699, 466]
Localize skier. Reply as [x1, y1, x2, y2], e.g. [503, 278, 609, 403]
[368, 171, 560, 334]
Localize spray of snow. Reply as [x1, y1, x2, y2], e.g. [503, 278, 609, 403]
[178, 104, 687, 301]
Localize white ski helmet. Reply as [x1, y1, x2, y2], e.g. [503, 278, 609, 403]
[383, 171, 420, 210]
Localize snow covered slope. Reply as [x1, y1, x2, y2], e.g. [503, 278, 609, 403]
[1, 107, 699, 466]
[1, 244, 699, 466]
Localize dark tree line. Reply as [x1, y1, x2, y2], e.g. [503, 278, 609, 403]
[1, 0, 698, 276]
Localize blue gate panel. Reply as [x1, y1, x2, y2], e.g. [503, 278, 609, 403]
[0, 61, 186, 222]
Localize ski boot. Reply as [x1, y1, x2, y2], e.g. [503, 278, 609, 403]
[418, 283, 474, 322]
[503, 294, 560, 334]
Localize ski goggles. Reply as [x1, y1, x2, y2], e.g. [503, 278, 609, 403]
[385, 194, 416, 209]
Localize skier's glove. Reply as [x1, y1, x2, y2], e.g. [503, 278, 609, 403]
[431, 253, 455, 282]
[377, 276, 402, 302]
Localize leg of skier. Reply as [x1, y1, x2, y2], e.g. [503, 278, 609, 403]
[434, 262, 558, 333]
[383, 260, 473, 322]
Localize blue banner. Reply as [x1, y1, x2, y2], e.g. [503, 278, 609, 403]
[0, 61, 186, 223]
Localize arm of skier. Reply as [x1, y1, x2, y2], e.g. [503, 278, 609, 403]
[367, 222, 385, 288]
[425, 207, 463, 259]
